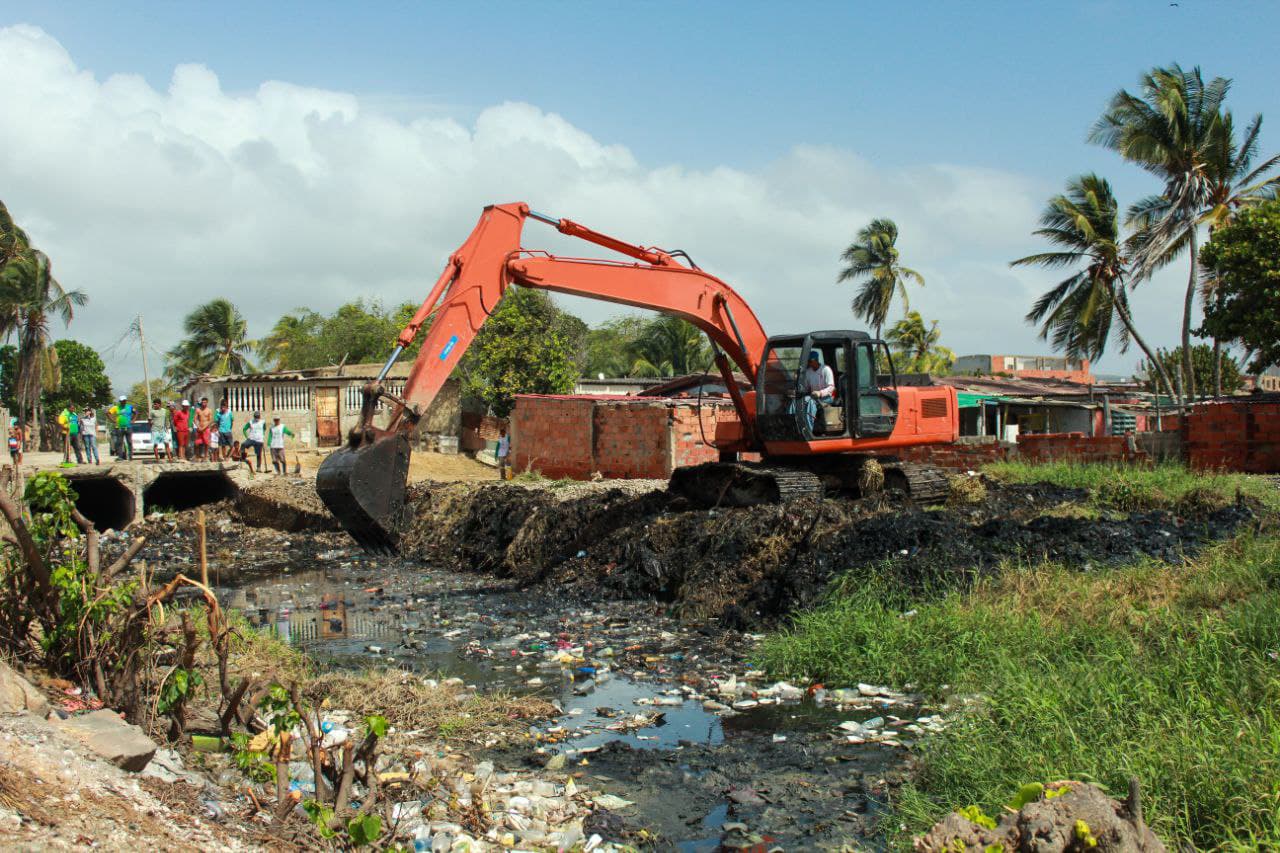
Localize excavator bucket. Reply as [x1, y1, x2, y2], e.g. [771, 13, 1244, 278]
[316, 434, 412, 554]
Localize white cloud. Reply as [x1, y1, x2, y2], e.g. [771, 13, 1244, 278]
[0, 24, 1188, 390]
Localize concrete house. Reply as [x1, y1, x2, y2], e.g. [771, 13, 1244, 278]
[181, 363, 461, 448]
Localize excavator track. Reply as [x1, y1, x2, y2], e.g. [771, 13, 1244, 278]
[877, 458, 951, 503]
[669, 462, 825, 508]
[669, 456, 952, 508]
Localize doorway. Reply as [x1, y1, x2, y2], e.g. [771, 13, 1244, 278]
[315, 386, 340, 447]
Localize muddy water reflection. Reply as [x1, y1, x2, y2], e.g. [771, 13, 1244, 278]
[223, 558, 857, 754]
[222, 553, 910, 848]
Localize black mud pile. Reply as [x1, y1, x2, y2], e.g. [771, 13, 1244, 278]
[233, 477, 332, 532]
[401, 480, 1255, 627]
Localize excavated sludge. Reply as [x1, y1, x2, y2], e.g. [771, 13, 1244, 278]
[401, 478, 1255, 628]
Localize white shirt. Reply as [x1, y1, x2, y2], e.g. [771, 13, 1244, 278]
[269, 424, 289, 448]
[245, 419, 265, 442]
[804, 364, 835, 397]
[497, 434, 510, 457]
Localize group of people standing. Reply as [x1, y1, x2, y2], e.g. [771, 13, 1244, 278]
[143, 398, 295, 473]
[25, 395, 296, 474]
[43, 403, 102, 465]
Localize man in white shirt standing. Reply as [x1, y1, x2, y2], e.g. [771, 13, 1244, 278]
[241, 411, 266, 473]
[268, 417, 294, 474]
[802, 350, 836, 436]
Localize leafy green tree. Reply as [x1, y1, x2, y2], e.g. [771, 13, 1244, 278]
[1200, 200, 1280, 374]
[43, 340, 111, 413]
[127, 378, 177, 409]
[1012, 174, 1176, 401]
[0, 341, 110, 416]
[1139, 344, 1240, 396]
[0, 201, 87, 430]
[458, 287, 578, 417]
[837, 218, 923, 338]
[1090, 64, 1280, 400]
[1197, 110, 1280, 394]
[165, 298, 255, 382]
[258, 301, 427, 371]
[885, 311, 955, 374]
[579, 316, 648, 378]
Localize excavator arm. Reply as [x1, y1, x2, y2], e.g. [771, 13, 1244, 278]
[318, 202, 771, 550]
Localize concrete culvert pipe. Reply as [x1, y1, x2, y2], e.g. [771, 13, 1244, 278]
[143, 471, 240, 514]
[68, 476, 136, 532]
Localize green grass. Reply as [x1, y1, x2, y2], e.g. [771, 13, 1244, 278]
[761, 465, 1280, 849]
[985, 459, 1280, 513]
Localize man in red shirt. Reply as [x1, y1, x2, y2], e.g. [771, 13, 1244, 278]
[171, 400, 192, 461]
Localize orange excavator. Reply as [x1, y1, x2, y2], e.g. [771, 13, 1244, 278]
[317, 203, 958, 551]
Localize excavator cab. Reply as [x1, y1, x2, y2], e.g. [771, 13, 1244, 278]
[755, 332, 898, 442]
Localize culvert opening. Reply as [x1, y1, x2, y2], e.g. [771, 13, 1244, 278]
[143, 471, 241, 514]
[69, 476, 136, 532]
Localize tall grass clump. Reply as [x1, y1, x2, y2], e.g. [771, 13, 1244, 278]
[762, 529, 1280, 849]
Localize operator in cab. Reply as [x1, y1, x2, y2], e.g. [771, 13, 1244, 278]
[803, 350, 835, 435]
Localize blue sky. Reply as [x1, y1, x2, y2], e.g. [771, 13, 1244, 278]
[14, 1, 1276, 179]
[1, 1, 1277, 387]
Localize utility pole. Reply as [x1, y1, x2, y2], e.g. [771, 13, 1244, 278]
[136, 314, 154, 412]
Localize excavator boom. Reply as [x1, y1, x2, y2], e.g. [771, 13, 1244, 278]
[318, 203, 772, 549]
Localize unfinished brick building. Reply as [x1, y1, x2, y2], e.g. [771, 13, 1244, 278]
[510, 395, 749, 480]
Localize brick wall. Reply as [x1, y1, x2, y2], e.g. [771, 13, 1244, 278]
[593, 403, 672, 479]
[510, 397, 596, 479]
[512, 394, 1280, 480]
[1018, 432, 1148, 463]
[1186, 399, 1280, 473]
[888, 438, 1015, 471]
[512, 395, 750, 479]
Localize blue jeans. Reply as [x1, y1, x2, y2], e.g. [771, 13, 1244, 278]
[84, 434, 100, 464]
[803, 393, 834, 435]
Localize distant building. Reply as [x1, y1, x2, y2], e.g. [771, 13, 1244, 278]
[1255, 367, 1280, 393]
[181, 363, 462, 449]
[934, 374, 1176, 439]
[572, 377, 662, 396]
[953, 354, 1094, 384]
[574, 373, 752, 398]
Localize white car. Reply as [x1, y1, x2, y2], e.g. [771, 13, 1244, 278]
[129, 420, 153, 456]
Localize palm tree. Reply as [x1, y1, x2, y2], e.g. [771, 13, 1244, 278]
[627, 317, 710, 377]
[0, 201, 28, 271]
[1089, 64, 1229, 401]
[0, 203, 87, 437]
[1012, 174, 1177, 402]
[257, 310, 320, 370]
[166, 299, 255, 381]
[837, 218, 923, 339]
[885, 311, 954, 374]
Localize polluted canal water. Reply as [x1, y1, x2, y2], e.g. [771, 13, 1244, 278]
[219, 547, 917, 848]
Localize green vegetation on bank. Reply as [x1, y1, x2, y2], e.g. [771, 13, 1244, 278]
[986, 459, 1280, 512]
[760, 463, 1280, 849]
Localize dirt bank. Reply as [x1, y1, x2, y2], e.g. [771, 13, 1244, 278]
[403, 478, 1256, 627]
[233, 476, 332, 532]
